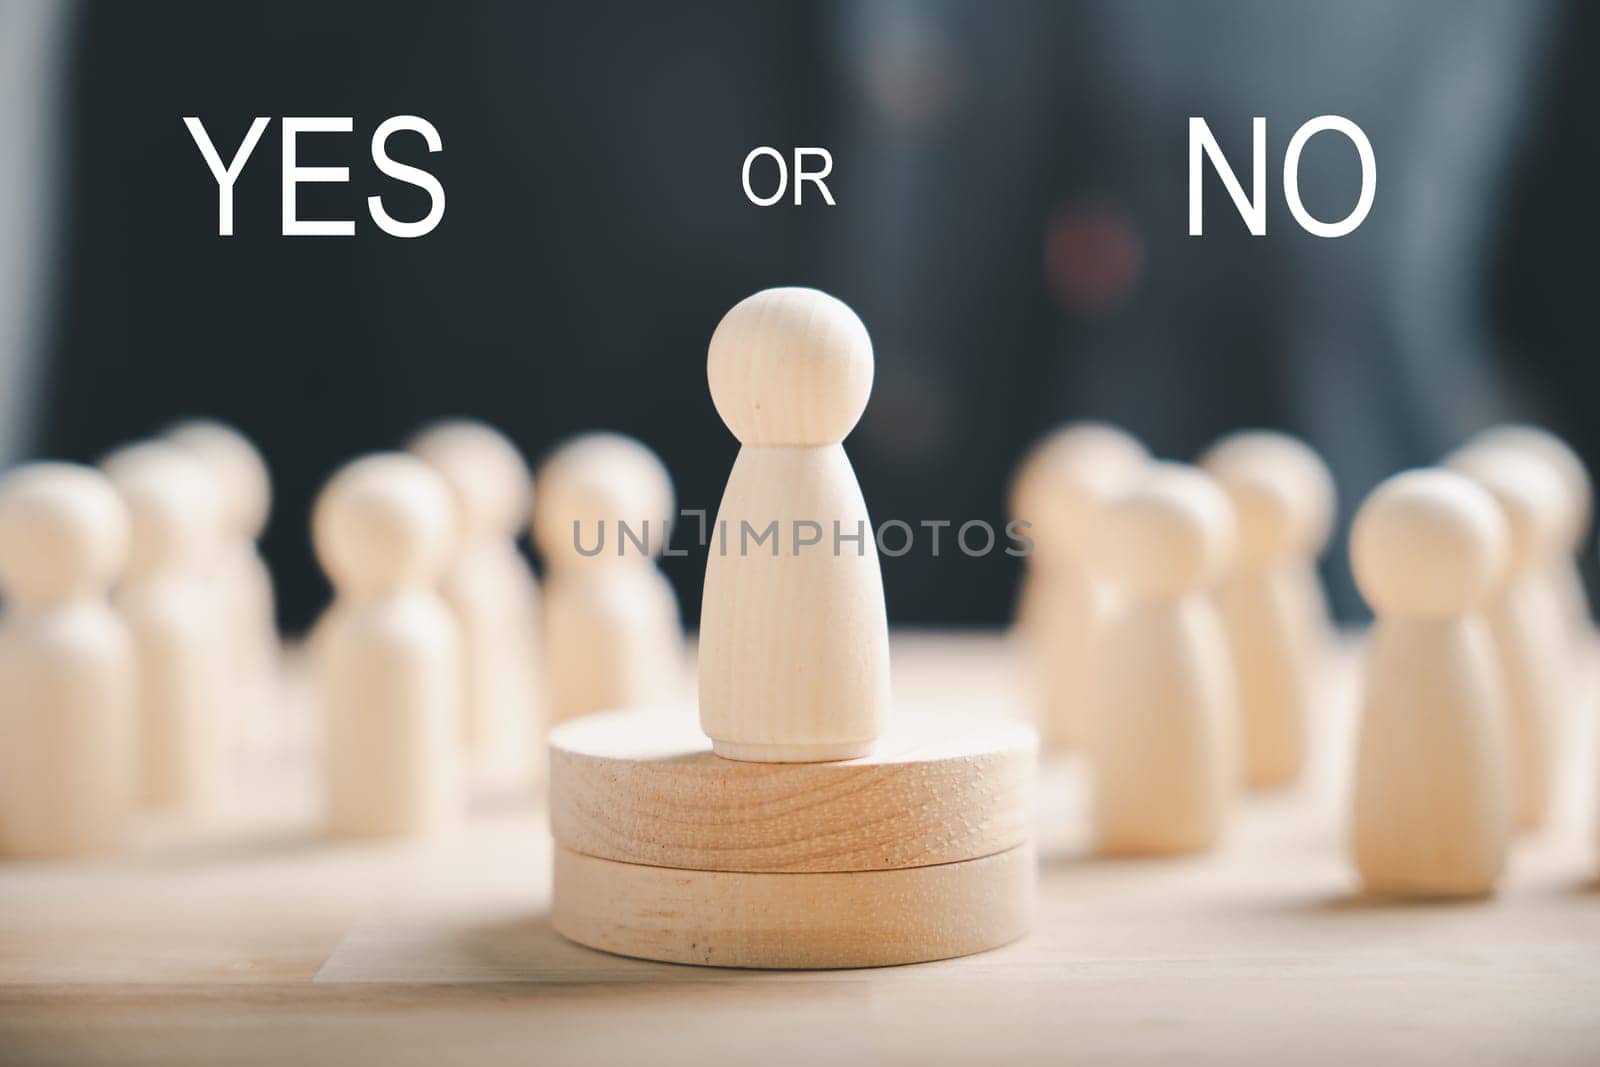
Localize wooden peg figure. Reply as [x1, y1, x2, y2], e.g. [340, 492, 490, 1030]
[410, 419, 542, 790]
[1349, 469, 1510, 898]
[102, 442, 231, 817]
[533, 433, 681, 725]
[0, 465, 137, 858]
[1201, 431, 1337, 676]
[1467, 424, 1592, 641]
[1200, 431, 1336, 788]
[1010, 423, 1147, 750]
[166, 420, 279, 748]
[1085, 463, 1238, 855]
[1448, 451, 1569, 831]
[699, 287, 891, 762]
[312, 454, 464, 837]
[1457, 426, 1595, 722]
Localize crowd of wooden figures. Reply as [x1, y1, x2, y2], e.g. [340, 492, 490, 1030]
[0, 286, 1593, 907]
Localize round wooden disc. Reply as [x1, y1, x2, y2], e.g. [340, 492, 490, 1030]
[552, 842, 1035, 969]
[549, 705, 1036, 872]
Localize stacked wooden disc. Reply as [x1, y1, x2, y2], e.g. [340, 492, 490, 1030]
[548, 705, 1037, 969]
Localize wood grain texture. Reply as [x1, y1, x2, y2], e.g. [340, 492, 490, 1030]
[549, 705, 1036, 872]
[550, 842, 1035, 969]
[699, 288, 892, 762]
[2, 632, 1599, 1067]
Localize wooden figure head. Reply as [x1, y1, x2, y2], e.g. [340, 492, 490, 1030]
[410, 418, 532, 544]
[313, 453, 454, 596]
[0, 463, 127, 610]
[1092, 463, 1235, 600]
[1351, 469, 1507, 619]
[707, 287, 873, 447]
[103, 441, 225, 582]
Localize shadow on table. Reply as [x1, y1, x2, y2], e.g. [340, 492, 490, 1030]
[1292, 888, 1500, 913]
[451, 913, 740, 982]
[1035, 845, 1219, 876]
[449, 913, 910, 983]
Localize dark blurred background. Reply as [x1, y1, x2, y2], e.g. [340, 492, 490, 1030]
[1, 0, 1595, 631]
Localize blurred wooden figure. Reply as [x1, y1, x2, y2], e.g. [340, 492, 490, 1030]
[0, 465, 137, 858]
[1449, 450, 1569, 831]
[699, 287, 891, 762]
[534, 433, 681, 726]
[103, 442, 231, 817]
[1010, 423, 1147, 750]
[1086, 463, 1238, 855]
[166, 420, 279, 750]
[1349, 469, 1510, 898]
[410, 419, 541, 791]
[312, 454, 464, 837]
[1201, 431, 1336, 788]
[1467, 424, 1592, 643]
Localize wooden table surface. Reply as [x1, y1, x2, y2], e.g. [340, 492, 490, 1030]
[2, 631, 1598, 1066]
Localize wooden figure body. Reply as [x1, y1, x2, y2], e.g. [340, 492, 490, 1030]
[1203, 432, 1337, 679]
[542, 566, 679, 724]
[1467, 424, 1592, 643]
[1010, 423, 1146, 750]
[0, 465, 136, 858]
[312, 454, 464, 838]
[167, 420, 279, 746]
[410, 419, 541, 789]
[1349, 469, 1511, 898]
[699, 287, 891, 763]
[1449, 451, 1569, 830]
[1086, 463, 1238, 855]
[103, 443, 230, 816]
[1201, 431, 1335, 788]
[533, 433, 681, 725]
